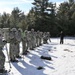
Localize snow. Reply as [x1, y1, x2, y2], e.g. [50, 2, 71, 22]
[3, 37, 75, 75]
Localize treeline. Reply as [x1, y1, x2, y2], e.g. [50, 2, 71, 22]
[0, 0, 75, 36]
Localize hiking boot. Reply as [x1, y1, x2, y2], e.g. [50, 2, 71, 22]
[16, 55, 21, 58]
[10, 59, 18, 62]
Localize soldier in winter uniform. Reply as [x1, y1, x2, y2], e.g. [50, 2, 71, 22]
[36, 30, 40, 47]
[27, 31, 31, 50]
[32, 29, 36, 49]
[46, 32, 51, 43]
[43, 32, 47, 44]
[22, 30, 28, 55]
[15, 28, 22, 58]
[30, 29, 35, 50]
[9, 28, 18, 62]
[0, 31, 7, 73]
[16, 28, 22, 56]
[39, 32, 43, 46]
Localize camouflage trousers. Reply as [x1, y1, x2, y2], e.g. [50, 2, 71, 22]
[22, 41, 28, 54]
[27, 40, 31, 50]
[15, 43, 20, 57]
[9, 43, 16, 60]
[0, 48, 5, 70]
[36, 38, 39, 46]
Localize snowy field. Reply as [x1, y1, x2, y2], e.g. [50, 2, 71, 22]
[3, 37, 75, 75]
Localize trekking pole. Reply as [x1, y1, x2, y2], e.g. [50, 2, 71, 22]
[5, 43, 12, 71]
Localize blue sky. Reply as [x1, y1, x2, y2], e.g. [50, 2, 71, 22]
[0, 0, 68, 15]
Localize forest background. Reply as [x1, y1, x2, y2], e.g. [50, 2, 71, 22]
[0, 0, 75, 37]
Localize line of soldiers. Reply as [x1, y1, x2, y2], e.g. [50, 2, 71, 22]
[0, 28, 51, 73]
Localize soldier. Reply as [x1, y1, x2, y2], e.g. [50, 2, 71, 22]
[39, 32, 43, 46]
[15, 28, 22, 58]
[9, 28, 18, 62]
[46, 32, 51, 43]
[27, 31, 31, 50]
[36, 30, 40, 47]
[34, 31, 37, 48]
[0, 31, 7, 73]
[22, 30, 28, 55]
[60, 31, 64, 44]
[30, 29, 35, 50]
[43, 32, 47, 44]
[40, 32, 43, 44]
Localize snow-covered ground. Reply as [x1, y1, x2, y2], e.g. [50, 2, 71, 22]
[3, 37, 75, 75]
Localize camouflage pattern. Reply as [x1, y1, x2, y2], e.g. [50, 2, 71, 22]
[46, 32, 51, 43]
[36, 31, 40, 47]
[27, 31, 31, 50]
[0, 30, 6, 70]
[2, 28, 10, 42]
[9, 28, 18, 61]
[39, 32, 43, 45]
[30, 29, 35, 49]
[22, 30, 28, 54]
[43, 32, 47, 44]
[15, 28, 22, 57]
